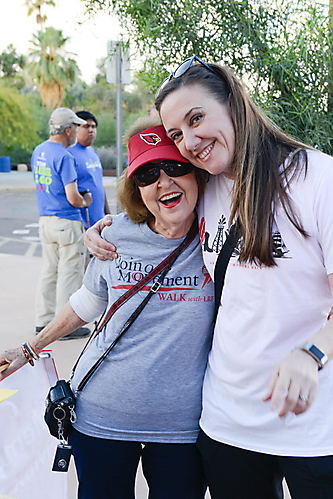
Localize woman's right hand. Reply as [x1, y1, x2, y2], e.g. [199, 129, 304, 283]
[84, 215, 118, 261]
[0, 347, 27, 380]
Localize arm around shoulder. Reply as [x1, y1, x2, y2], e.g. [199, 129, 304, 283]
[84, 215, 118, 260]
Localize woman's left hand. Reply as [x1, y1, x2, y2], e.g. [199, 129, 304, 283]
[263, 349, 319, 417]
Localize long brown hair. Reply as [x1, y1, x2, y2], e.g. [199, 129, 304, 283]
[155, 64, 311, 266]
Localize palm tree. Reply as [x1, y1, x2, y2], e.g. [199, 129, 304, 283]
[28, 27, 79, 109]
[24, 0, 56, 31]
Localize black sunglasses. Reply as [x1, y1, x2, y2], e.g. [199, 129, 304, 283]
[133, 160, 193, 187]
[156, 55, 220, 97]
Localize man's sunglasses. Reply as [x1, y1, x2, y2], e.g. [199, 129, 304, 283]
[133, 160, 193, 187]
[156, 55, 220, 97]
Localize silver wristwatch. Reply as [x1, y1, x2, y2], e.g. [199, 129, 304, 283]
[299, 342, 328, 370]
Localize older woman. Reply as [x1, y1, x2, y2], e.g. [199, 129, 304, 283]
[86, 58, 333, 499]
[0, 120, 214, 499]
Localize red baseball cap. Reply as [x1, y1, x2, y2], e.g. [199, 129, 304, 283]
[127, 125, 189, 178]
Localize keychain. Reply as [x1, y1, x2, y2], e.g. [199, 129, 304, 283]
[52, 443, 72, 472]
[51, 404, 73, 472]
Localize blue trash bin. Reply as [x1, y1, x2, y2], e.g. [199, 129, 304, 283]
[0, 156, 11, 172]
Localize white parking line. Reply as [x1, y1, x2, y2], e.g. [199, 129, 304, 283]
[13, 229, 30, 235]
[22, 236, 40, 242]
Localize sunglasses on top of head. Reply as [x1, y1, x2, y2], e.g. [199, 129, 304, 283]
[156, 55, 220, 97]
[133, 160, 193, 187]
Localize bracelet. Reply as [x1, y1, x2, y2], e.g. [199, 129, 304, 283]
[298, 342, 328, 370]
[24, 342, 40, 361]
[21, 344, 35, 367]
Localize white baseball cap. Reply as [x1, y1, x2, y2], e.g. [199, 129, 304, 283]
[49, 108, 87, 127]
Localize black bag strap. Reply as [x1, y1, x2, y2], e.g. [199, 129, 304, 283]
[213, 223, 239, 325]
[72, 218, 198, 394]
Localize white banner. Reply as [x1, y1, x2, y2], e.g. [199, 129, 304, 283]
[0, 353, 67, 499]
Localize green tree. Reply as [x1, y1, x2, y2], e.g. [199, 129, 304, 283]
[64, 80, 89, 110]
[84, 0, 333, 153]
[0, 45, 26, 83]
[0, 81, 39, 161]
[93, 112, 117, 147]
[64, 73, 154, 149]
[0, 45, 27, 91]
[28, 27, 80, 110]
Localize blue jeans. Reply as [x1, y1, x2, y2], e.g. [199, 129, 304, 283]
[197, 429, 333, 499]
[69, 426, 206, 499]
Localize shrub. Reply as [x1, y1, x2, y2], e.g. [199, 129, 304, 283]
[96, 146, 117, 170]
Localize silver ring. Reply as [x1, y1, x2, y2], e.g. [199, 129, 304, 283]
[299, 393, 308, 402]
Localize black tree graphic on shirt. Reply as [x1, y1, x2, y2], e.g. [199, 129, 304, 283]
[203, 214, 290, 260]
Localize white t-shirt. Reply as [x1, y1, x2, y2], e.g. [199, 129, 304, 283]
[197, 149, 333, 456]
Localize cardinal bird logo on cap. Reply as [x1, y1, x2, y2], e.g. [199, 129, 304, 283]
[140, 133, 162, 145]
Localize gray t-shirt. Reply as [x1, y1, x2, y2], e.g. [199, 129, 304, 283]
[71, 213, 214, 443]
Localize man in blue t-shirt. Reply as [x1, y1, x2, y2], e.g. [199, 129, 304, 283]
[69, 111, 110, 229]
[31, 107, 93, 339]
